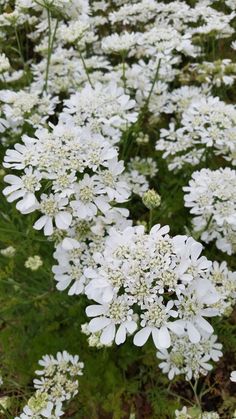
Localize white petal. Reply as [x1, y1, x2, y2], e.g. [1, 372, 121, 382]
[187, 322, 200, 343]
[3, 184, 21, 195]
[115, 324, 127, 345]
[168, 320, 185, 336]
[55, 211, 72, 229]
[62, 238, 79, 250]
[155, 326, 171, 349]
[133, 327, 151, 347]
[102, 287, 114, 302]
[88, 317, 110, 333]
[7, 189, 25, 202]
[44, 218, 53, 236]
[86, 305, 106, 317]
[4, 174, 21, 184]
[16, 193, 36, 211]
[190, 242, 202, 261]
[68, 280, 84, 295]
[33, 215, 47, 230]
[56, 277, 71, 291]
[100, 323, 116, 344]
[196, 316, 213, 334]
[125, 320, 137, 334]
[95, 197, 110, 213]
[201, 292, 219, 305]
[194, 279, 212, 299]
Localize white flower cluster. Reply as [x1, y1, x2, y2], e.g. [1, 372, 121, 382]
[52, 208, 131, 295]
[16, 351, 84, 419]
[157, 333, 222, 380]
[59, 83, 137, 144]
[156, 96, 236, 171]
[0, 90, 58, 131]
[16, 400, 64, 419]
[175, 406, 220, 419]
[81, 322, 113, 349]
[183, 59, 236, 87]
[1, 0, 236, 401]
[184, 168, 236, 254]
[231, 371, 236, 382]
[127, 157, 158, 179]
[0, 245, 16, 257]
[3, 123, 131, 236]
[0, 52, 23, 86]
[209, 261, 236, 315]
[85, 224, 220, 349]
[25, 255, 43, 271]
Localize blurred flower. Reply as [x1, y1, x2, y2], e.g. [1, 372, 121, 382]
[25, 255, 43, 271]
[0, 396, 10, 410]
[0, 246, 16, 257]
[230, 371, 236, 382]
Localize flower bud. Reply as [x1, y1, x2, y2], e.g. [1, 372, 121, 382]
[142, 189, 161, 210]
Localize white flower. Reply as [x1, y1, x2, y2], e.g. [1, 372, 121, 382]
[128, 157, 158, 178]
[175, 406, 192, 418]
[121, 169, 149, 197]
[0, 90, 38, 125]
[56, 21, 90, 44]
[41, 402, 64, 418]
[61, 82, 137, 141]
[184, 168, 236, 254]
[15, 401, 64, 419]
[0, 53, 10, 72]
[3, 167, 41, 212]
[157, 333, 222, 380]
[0, 246, 16, 257]
[86, 295, 137, 345]
[101, 32, 138, 54]
[230, 371, 236, 382]
[93, 158, 130, 203]
[157, 95, 236, 170]
[133, 298, 179, 349]
[3, 121, 130, 236]
[85, 224, 219, 350]
[34, 194, 72, 236]
[52, 240, 87, 295]
[4, 135, 37, 170]
[70, 174, 110, 219]
[33, 351, 84, 403]
[209, 261, 236, 314]
[175, 279, 219, 343]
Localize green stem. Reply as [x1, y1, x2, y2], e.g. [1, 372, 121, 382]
[205, 214, 213, 231]
[0, 227, 48, 242]
[212, 36, 216, 60]
[149, 209, 153, 231]
[0, 405, 11, 419]
[121, 59, 161, 161]
[167, 386, 195, 407]
[121, 53, 127, 92]
[44, 7, 51, 92]
[79, 51, 94, 88]
[190, 380, 202, 411]
[143, 58, 162, 111]
[2, 73, 7, 87]
[43, 11, 58, 93]
[14, 26, 24, 66]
